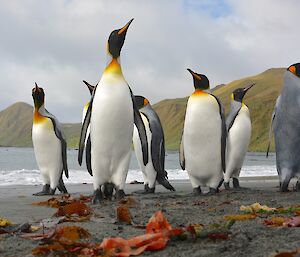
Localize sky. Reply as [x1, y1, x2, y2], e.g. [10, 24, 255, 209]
[0, 0, 299, 122]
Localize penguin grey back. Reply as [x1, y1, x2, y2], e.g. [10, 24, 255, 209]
[226, 100, 242, 131]
[273, 71, 300, 186]
[140, 104, 165, 173]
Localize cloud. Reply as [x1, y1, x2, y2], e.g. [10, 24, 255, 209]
[0, 0, 299, 122]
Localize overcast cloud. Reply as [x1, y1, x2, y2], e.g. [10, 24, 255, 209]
[0, 0, 299, 122]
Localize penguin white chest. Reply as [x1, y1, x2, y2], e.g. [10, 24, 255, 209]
[228, 106, 251, 145]
[90, 76, 133, 182]
[226, 106, 251, 172]
[32, 118, 62, 176]
[183, 94, 222, 185]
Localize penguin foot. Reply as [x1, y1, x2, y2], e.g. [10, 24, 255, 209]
[133, 184, 155, 194]
[232, 178, 248, 190]
[49, 188, 56, 195]
[103, 183, 115, 200]
[92, 188, 103, 204]
[224, 182, 231, 190]
[279, 182, 289, 192]
[280, 178, 291, 192]
[205, 188, 218, 196]
[135, 189, 155, 194]
[144, 184, 155, 194]
[33, 184, 50, 196]
[115, 189, 126, 200]
[232, 178, 240, 188]
[192, 186, 202, 195]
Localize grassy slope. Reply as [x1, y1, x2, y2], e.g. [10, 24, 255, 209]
[153, 68, 285, 151]
[0, 102, 81, 148]
[0, 68, 284, 150]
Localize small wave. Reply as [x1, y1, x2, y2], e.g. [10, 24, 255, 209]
[0, 166, 277, 186]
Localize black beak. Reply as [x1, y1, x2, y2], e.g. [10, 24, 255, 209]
[35, 82, 41, 92]
[243, 83, 255, 94]
[187, 68, 194, 76]
[187, 68, 202, 81]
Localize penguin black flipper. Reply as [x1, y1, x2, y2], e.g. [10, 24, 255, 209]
[140, 107, 164, 172]
[266, 95, 280, 158]
[226, 101, 242, 132]
[179, 131, 185, 170]
[83, 80, 95, 94]
[86, 135, 93, 176]
[140, 107, 175, 191]
[44, 110, 69, 178]
[128, 87, 149, 166]
[210, 94, 227, 173]
[78, 85, 97, 166]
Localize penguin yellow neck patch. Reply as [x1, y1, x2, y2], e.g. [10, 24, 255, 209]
[84, 102, 90, 112]
[191, 90, 208, 97]
[33, 110, 47, 124]
[104, 58, 123, 77]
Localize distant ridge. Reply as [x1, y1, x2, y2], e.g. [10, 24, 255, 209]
[0, 102, 81, 148]
[0, 67, 285, 151]
[153, 67, 285, 151]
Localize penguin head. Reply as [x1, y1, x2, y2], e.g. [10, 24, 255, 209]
[187, 69, 210, 90]
[134, 95, 150, 109]
[107, 19, 134, 58]
[232, 83, 255, 102]
[82, 80, 95, 95]
[287, 63, 300, 78]
[32, 82, 45, 109]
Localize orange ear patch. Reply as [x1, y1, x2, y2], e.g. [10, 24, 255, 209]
[144, 98, 149, 106]
[289, 65, 296, 74]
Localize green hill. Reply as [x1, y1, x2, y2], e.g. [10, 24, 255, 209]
[0, 102, 81, 148]
[153, 68, 285, 151]
[0, 68, 284, 151]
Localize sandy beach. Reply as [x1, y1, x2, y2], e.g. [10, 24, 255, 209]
[0, 177, 299, 257]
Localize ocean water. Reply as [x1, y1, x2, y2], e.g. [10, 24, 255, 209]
[0, 147, 277, 186]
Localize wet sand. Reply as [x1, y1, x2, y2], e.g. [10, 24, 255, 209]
[0, 177, 299, 257]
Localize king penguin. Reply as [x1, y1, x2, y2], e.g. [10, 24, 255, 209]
[78, 19, 148, 203]
[81, 80, 115, 198]
[271, 63, 300, 192]
[132, 96, 175, 193]
[224, 84, 255, 190]
[180, 69, 226, 195]
[32, 83, 68, 195]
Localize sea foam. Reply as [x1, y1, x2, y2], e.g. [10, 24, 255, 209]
[0, 166, 277, 186]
